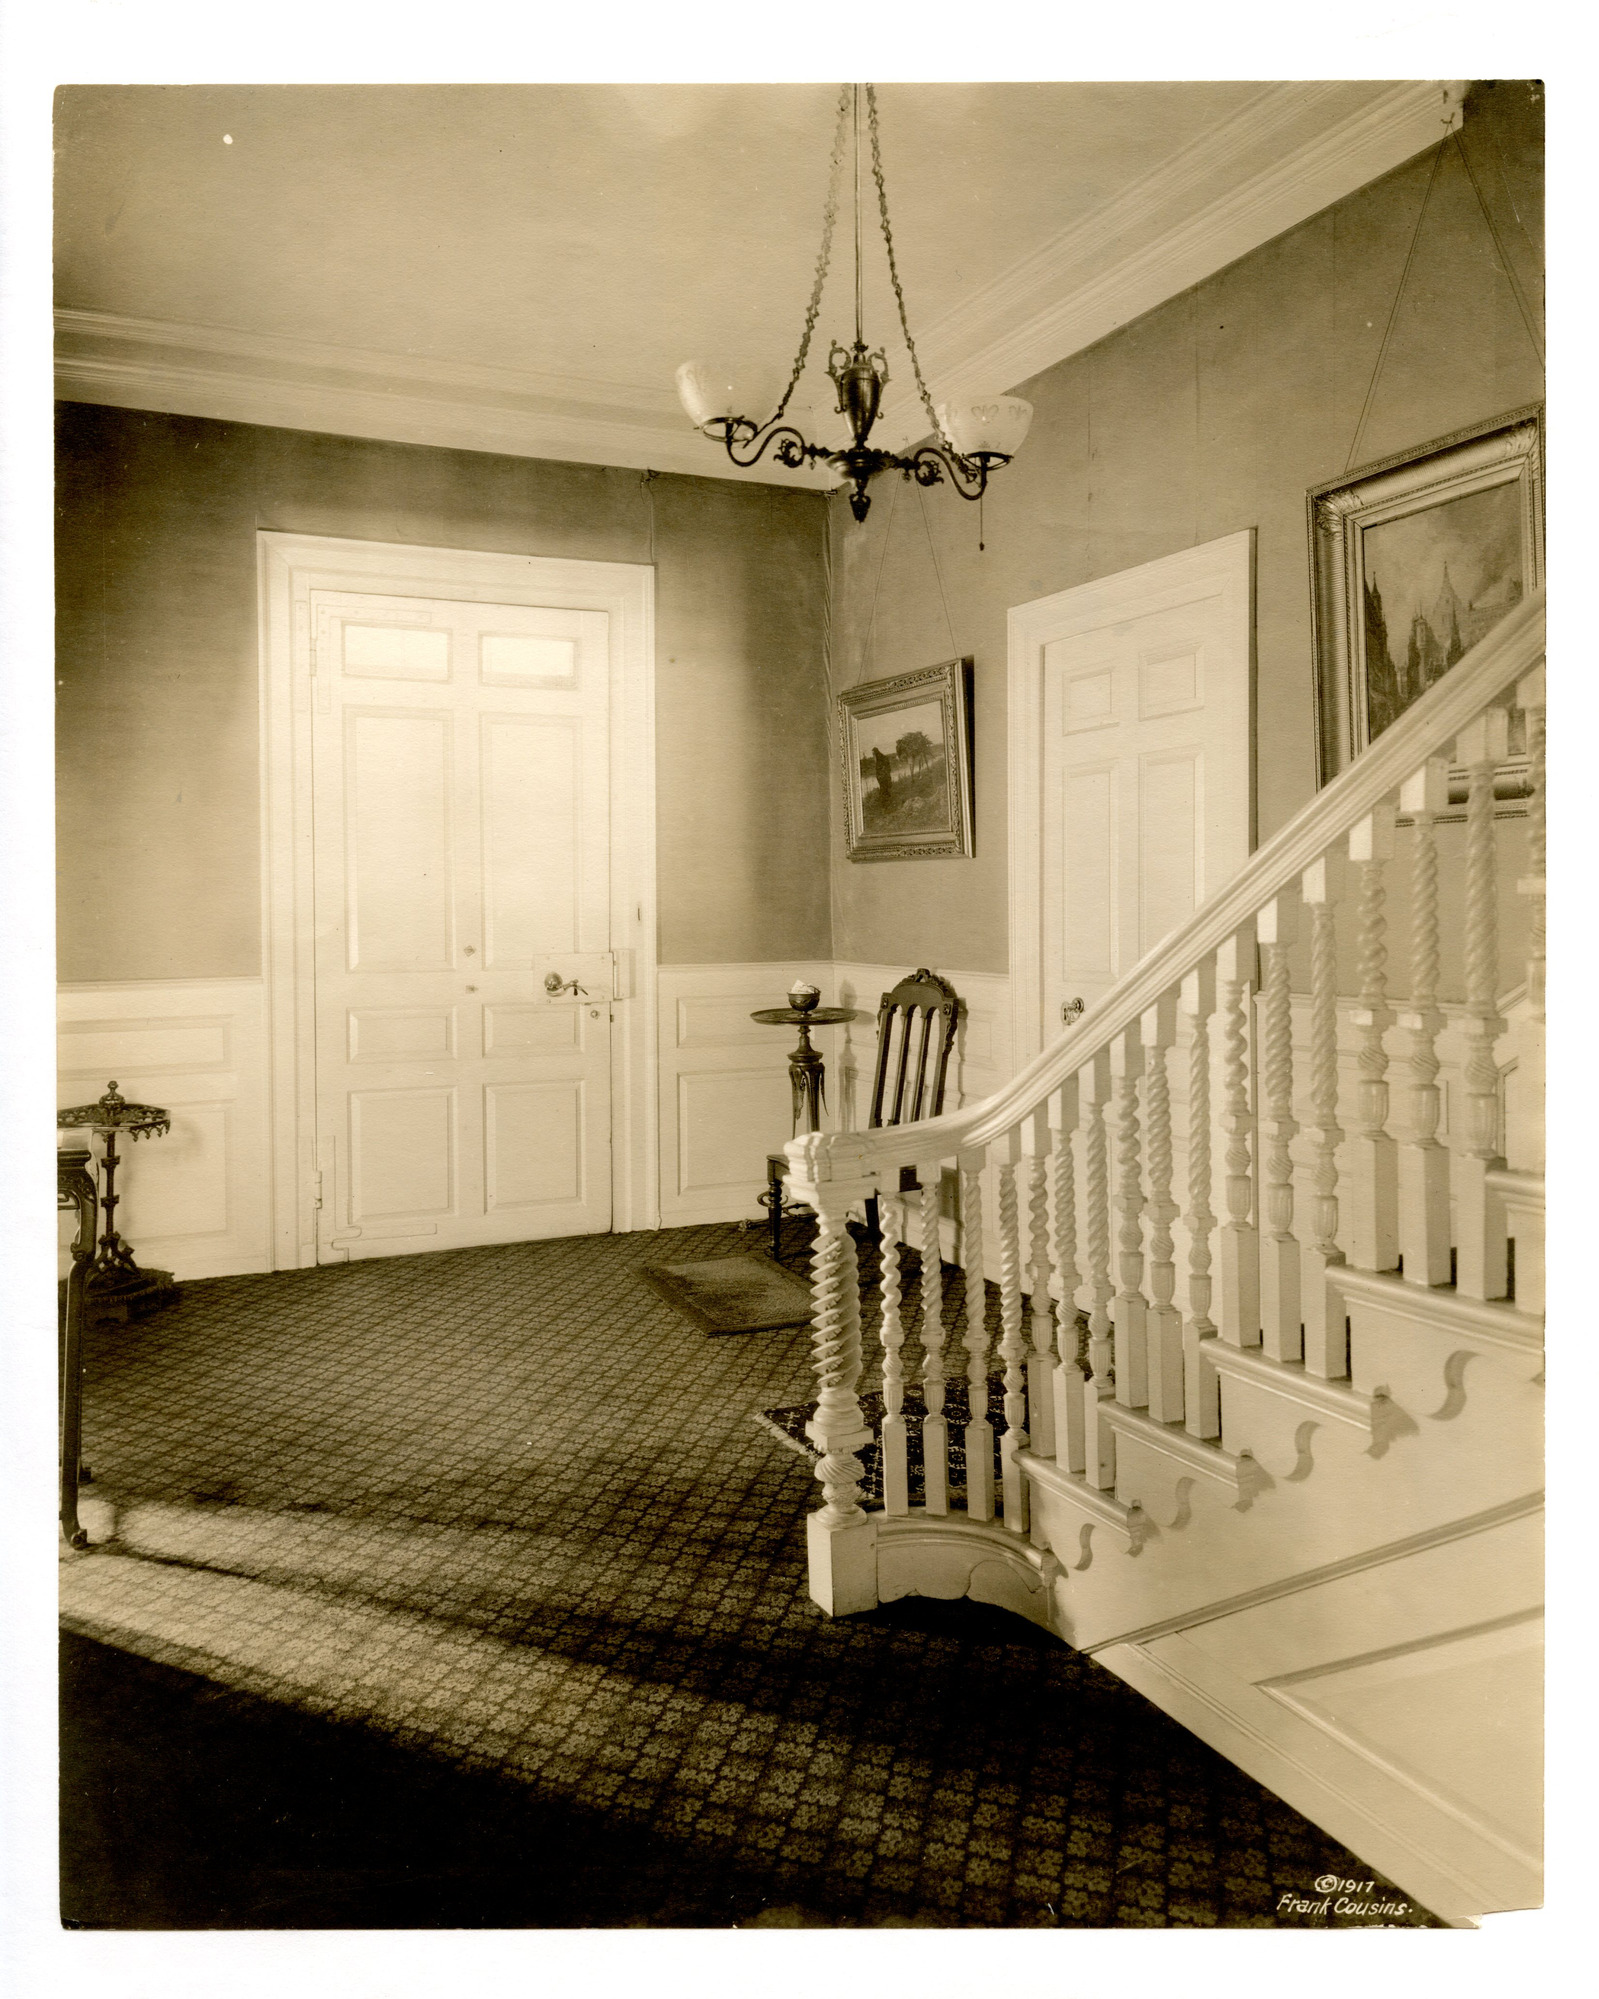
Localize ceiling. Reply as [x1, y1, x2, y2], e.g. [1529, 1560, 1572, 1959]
[53, 80, 1464, 485]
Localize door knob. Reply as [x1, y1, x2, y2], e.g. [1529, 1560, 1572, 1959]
[1061, 997, 1085, 1023]
[544, 972, 589, 998]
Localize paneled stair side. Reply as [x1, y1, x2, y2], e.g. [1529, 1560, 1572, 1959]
[1018, 1276, 1543, 1657]
[1016, 1278, 1544, 1929]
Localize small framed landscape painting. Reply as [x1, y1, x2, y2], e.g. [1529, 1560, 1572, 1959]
[839, 657, 975, 862]
[1308, 404, 1544, 787]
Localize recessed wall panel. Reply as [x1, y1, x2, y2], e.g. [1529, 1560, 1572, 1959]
[482, 715, 579, 964]
[677, 1069, 792, 1195]
[348, 1008, 456, 1063]
[486, 1081, 583, 1207]
[1140, 748, 1201, 954]
[1140, 647, 1204, 717]
[349, 1087, 455, 1218]
[345, 712, 453, 971]
[342, 623, 450, 681]
[1062, 765, 1115, 978]
[480, 632, 578, 686]
[1065, 668, 1115, 731]
[118, 1104, 230, 1239]
[483, 1005, 582, 1057]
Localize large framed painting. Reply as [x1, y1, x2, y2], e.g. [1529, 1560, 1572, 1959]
[839, 657, 975, 863]
[1309, 404, 1544, 787]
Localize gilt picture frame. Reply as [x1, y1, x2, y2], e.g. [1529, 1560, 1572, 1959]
[1308, 403, 1544, 791]
[839, 657, 975, 863]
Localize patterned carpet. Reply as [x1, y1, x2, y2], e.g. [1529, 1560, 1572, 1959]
[59, 1221, 1439, 1928]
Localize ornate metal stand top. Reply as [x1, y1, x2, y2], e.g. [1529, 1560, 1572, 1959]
[57, 1081, 177, 1322]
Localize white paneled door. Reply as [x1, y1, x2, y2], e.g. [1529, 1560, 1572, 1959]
[310, 590, 615, 1257]
[1010, 534, 1253, 1054]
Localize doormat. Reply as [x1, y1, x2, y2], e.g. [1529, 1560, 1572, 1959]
[640, 1254, 815, 1336]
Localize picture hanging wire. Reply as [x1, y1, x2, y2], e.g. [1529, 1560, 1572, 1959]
[1343, 138, 1446, 474]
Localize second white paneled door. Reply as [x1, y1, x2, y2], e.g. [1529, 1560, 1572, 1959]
[1009, 532, 1254, 1060]
[310, 589, 614, 1257]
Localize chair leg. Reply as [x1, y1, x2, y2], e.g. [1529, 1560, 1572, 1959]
[770, 1167, 784, 1261]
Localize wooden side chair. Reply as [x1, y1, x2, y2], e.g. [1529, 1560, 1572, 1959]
[763, 968, 962, 1260]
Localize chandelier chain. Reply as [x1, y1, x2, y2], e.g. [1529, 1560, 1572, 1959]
[866, 84, 953, 453]
[771, 85, 853, 427]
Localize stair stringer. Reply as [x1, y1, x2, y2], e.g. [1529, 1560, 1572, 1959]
[1020, 1306, 1541, 1654]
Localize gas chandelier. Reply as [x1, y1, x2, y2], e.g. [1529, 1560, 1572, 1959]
[675, 83, 1032, 525]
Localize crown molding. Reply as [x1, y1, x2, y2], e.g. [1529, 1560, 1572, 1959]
[872, 79, 1467, 449]
[56, 81, 1466, 481]
[53, 310, 840, 489]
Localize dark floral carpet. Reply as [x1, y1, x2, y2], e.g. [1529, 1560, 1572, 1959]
[59, 1219, 1438, 1928]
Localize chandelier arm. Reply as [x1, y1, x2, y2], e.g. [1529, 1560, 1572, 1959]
[902, 442, 995, 501]
[769, 85, 854, 429]
[716, 422, 830, 472]
[865, 85, 951, 451]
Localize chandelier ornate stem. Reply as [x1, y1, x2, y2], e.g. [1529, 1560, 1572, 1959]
[676, 85, 1032, 525]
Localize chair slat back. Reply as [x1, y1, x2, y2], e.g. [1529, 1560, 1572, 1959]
[868, 969, 961, 1130]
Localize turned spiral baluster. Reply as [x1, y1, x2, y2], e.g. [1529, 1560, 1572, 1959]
[1300, 853, 1348, 1377]
[1051, 1077, 1087, 1474]
[1216, 930, 1260, 1347]
[918, 1164, 950, 1515]
[1257, 893, 1301, 1361]
[997, 1142, 1029, 1532]
[1141, 997, 1183, 1422]
[1180, 964, 1219, 1436]
[960, 1148, 995, 1519]
[1397, 761, 1451, 1288]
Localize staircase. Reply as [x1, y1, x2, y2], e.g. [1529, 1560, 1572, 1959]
[785, 590, 1546, 1928]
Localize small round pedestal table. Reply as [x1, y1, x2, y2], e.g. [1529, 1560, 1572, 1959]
[750, 994, 857, 1258]
[750, 1003, 858, 1136]
[57, 1081, 180, 1326]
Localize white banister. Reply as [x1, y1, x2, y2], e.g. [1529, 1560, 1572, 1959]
[784, 590, 1544, 1604]
[1110, 1026, 1150, 1410]
[790, 591, 1545, 1189]
[1081, 1051, 1116, 1488]
[1179, 964, 1220, 1437]
[787, 1134, 877, 1615]
[1455, 709, 1511, 1300]
[878, 1199, 909, 1516]
[917, 1162, 949, 1515]
[1257, 890, 1302, 1362]
[1300, 850, 1348, 1379]
[1025, 1106, 1057, 1465]
[1397, 757, 1452, 1287]
[1216, 929, 1260, 1349]
[997, 1133, 1030, 1531]
[1142, 994, 1183, 1424]
[960, 1147, 995, 1520]
[1051, 1077, 1086, 1474]
[1348, 802, 1398, 1274]
[1519, 666, 1546, 1021]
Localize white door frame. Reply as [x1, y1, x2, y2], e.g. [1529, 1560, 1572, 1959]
[258, 531, 658, 1267]
[1007, 530, 1255, 1067]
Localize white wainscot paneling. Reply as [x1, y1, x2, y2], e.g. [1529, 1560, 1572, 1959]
[58, 980, 271, 1281]
[656, 963, 834, 1227]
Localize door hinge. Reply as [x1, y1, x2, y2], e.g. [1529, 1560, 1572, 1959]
[311, 1169, 323, 1209]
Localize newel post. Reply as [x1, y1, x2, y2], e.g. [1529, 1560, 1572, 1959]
[785, 1130, 880, 1615]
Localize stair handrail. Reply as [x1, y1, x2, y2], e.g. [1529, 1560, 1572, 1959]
[790, 586, 1546, 1186]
